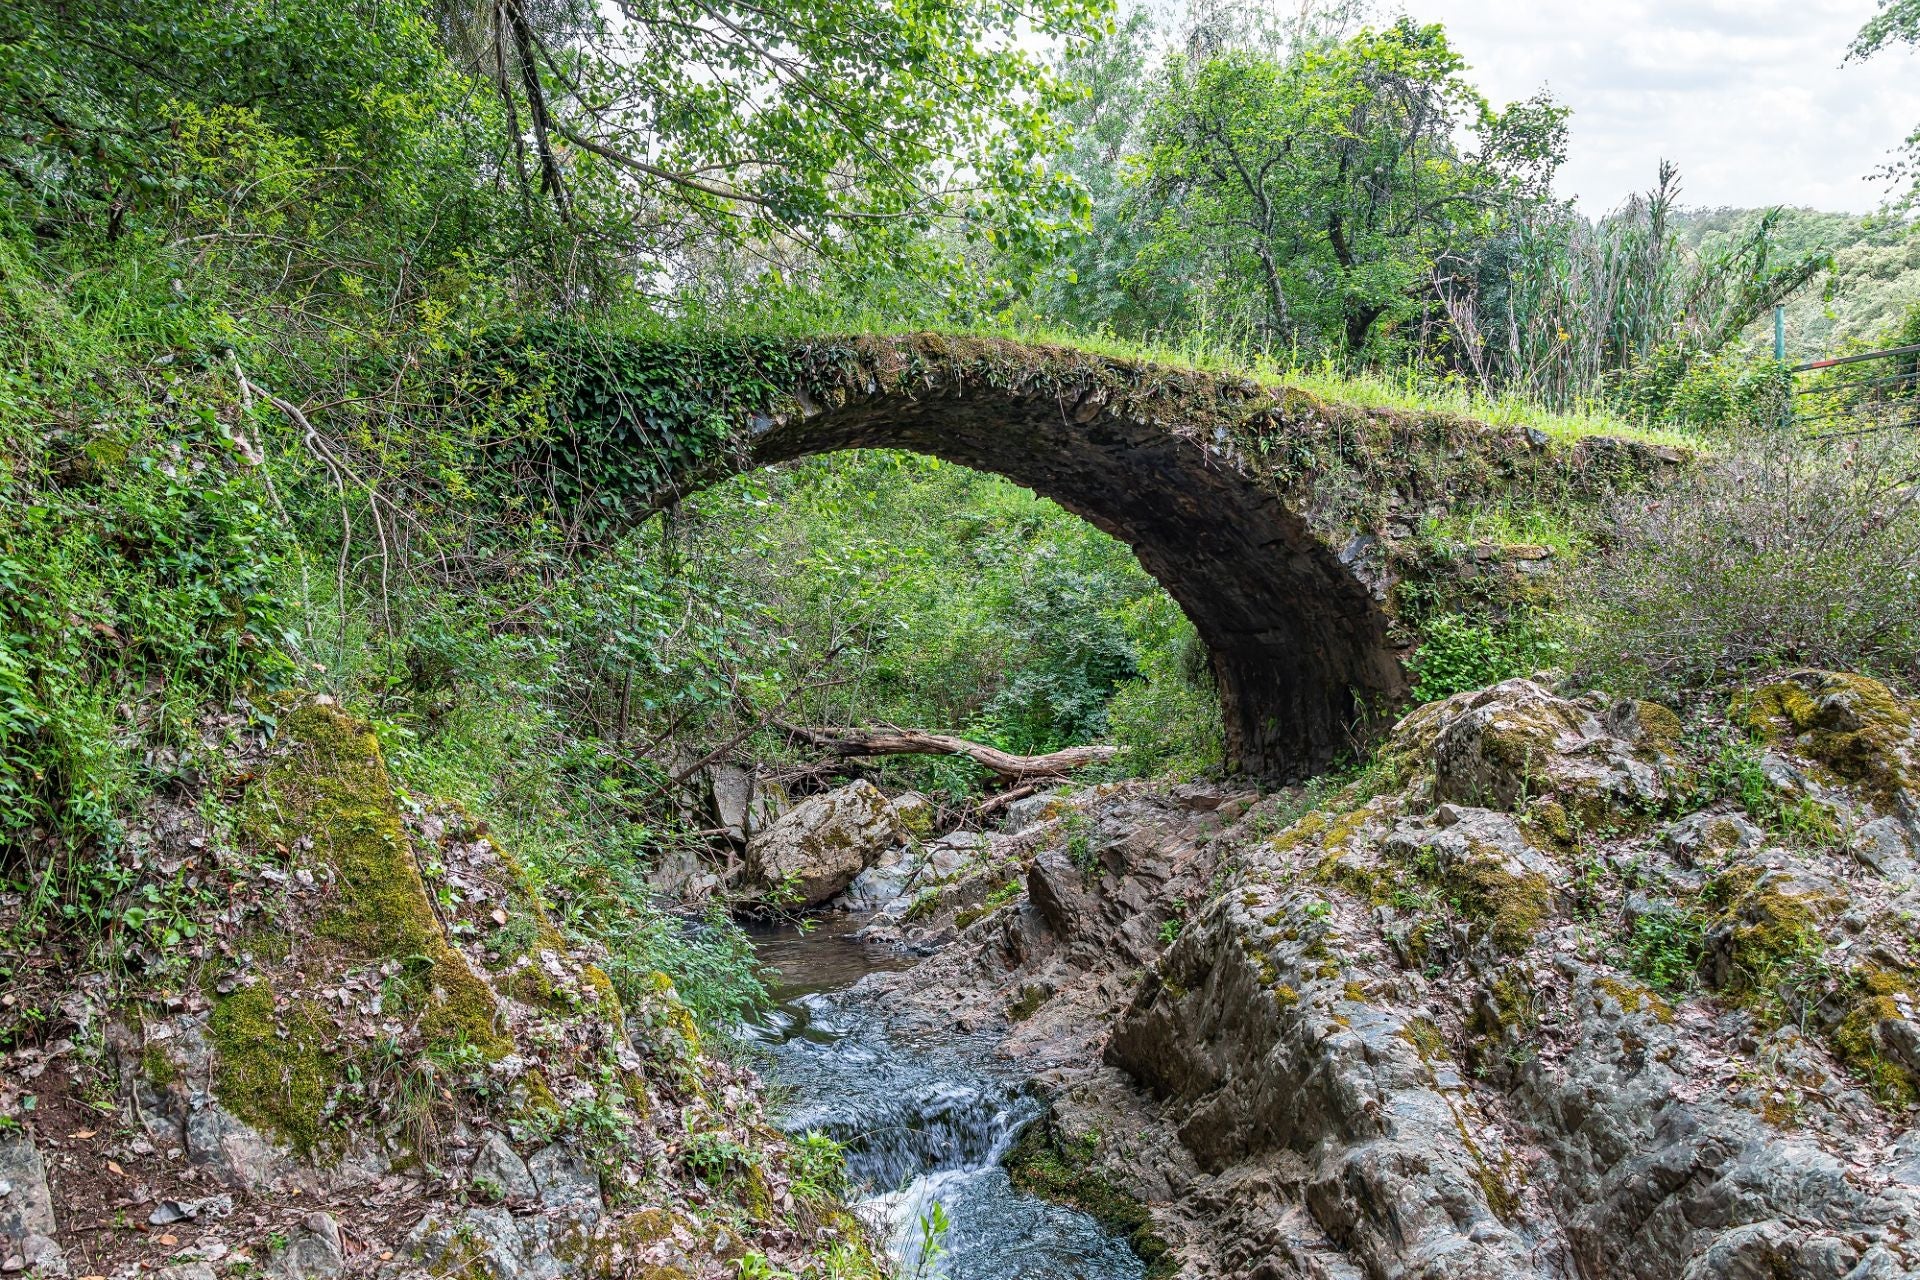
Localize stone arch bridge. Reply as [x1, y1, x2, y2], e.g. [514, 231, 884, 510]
[485, 330, 1679, 779]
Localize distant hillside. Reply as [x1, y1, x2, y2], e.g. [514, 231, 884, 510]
[1680, 206, 1920, 358]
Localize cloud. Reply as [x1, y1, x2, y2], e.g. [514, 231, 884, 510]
[1405, 0, 1920, 212]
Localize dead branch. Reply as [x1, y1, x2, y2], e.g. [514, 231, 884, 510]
[779, 725, 1117, 783]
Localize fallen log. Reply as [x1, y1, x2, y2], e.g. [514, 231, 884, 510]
[780, 725, 1117, 783]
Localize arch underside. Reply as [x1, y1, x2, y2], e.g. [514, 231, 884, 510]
[749, 386, 1406, 781]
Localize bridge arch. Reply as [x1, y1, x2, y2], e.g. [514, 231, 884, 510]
[741, 358, 1405, 781]
[491, 331, 1639, 779]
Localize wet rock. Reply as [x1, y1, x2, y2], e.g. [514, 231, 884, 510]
[746, 779, 903, 907]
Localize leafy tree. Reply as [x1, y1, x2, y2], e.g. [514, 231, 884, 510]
[437, 0, 1107, 276]
[1127, 19, 1555, 357]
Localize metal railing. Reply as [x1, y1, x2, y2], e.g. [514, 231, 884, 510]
[1786, 337, 1920, 438]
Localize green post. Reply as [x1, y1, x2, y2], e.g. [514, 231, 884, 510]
[1775, 305, 1790, 432]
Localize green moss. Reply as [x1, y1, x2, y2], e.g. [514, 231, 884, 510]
[1520, 799, 1573, 848]
[1007, 985, 1049, 1022]
[1733, 673, 1917, 811]
[1592, 975, 1674, 1024]
[1452, 1111, 1522, 1224]
[1447, 850, 1552, 952]
[207, 980, 339, 1155]
[522, 1070, 561, 1117]
[256, 704, 508, 1058]
[1269, 809, 1329, 853]
[1832, 965, 1920, 1107]
[1709, 866, 1834, 996]
[1400, 1016, 1447, 1063]
[1634, 700, 1686, 751]
[141, 1043, 179, 1088]
[955, 879, 1022, 930]
[1005, 1120, 1175, 1279]
[636, 970, 703, 1055]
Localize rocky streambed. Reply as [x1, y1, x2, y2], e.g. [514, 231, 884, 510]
[762, 670, 1920, 1279]
[744, 915, 1146, 1279]
[11, 671, 1920, 1279]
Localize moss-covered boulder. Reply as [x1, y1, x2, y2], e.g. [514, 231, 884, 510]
[1732, 671, 1920, 818]
[245, 703, 509, 1051]
[1396, 678, 1682, 827]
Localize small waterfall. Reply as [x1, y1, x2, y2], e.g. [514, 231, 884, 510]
[744, 924, 1145, 1280]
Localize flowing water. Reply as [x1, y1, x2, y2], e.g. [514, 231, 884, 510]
[743, 916, 1145, 1280]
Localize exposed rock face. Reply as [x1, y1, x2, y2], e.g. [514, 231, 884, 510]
[862, 673, 1920, 1280]
[747, 779, 905, 907]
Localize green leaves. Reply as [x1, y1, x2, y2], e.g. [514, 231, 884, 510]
[445, 0, 1106, 283]
[1116, 19, 1529, 359]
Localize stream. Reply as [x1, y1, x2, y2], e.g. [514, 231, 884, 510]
[742, 915, 1145, 1280]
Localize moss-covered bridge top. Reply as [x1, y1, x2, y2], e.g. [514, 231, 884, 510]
[481, 328, 1683, 777]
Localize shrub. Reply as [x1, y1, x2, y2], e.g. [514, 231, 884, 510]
[1567, 430, 1920, 696]
[1106, 594, 1223, 778]
[1613, 342, 1792, 433]
[1409, 613, 1564, 702]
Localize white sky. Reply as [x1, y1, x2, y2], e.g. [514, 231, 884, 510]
[1400, 0, 1920, 214]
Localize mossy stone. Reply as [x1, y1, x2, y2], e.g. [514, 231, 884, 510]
[256, 703, 509, 1059]
[206, 980, 338, 1155]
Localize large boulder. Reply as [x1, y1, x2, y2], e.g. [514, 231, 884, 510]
[1420, 678, 1681, 823]
[746, 780, 903, 908]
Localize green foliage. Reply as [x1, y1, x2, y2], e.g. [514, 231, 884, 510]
[1410, 615, 1563, 703]
[1625, 906, 1707, 993]
[1105, 594, 1224, 778]
[1611, 343, 1791, 433]
[1128, 20, 1544, 358]
[0, 234, 296, 936]
[1690, 732, 1842, 847]
[1850, 1, 1920, 202]
[451, 0, 1105, 283]
[1682, 208, 1920, 358]
[787, 1131, 851, 1205]
[663, 450, 1167, 776]
[1443, 165, 1825, 411]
